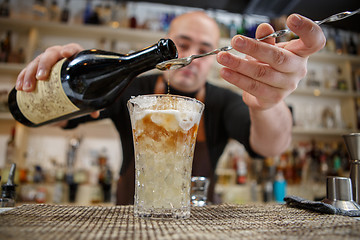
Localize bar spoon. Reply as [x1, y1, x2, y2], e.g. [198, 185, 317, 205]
[156, 46, 232, 70]
[156, 8, 360, 70]
[257, 8, 360, 41]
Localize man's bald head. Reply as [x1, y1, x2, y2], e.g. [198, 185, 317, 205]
[168, 11, 220, 45]
[164, 11, 221, 93]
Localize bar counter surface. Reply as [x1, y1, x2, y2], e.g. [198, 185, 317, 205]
[0, 203, 359, 239]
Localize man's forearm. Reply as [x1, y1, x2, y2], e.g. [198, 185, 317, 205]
[249, 101, 292, 157]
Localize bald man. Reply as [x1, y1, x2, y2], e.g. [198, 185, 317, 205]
[16, 11, 325, 204]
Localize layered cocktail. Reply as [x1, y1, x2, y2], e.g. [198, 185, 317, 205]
[127, 94, 204, 219]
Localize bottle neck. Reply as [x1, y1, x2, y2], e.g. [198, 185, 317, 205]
[61, 39, 177, 100]
[66, 39, 177, 79]
[124, 42, 175, 75]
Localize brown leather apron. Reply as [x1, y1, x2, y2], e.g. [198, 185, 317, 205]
[116, 76, 214, 205]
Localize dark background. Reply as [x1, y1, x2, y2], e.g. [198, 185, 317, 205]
[133, 0, 360, 32]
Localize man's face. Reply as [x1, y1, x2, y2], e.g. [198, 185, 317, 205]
[166, 14, 219, 93]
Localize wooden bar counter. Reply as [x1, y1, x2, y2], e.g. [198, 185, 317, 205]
[0, 203, 359, 239]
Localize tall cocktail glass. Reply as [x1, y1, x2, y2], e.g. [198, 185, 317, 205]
[127, 94, 204, 219]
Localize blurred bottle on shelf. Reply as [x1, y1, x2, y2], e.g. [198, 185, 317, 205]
[0, 30, 11, 63]
[357, 33, 360, 56]
[98, 148, 112, 202]
[334, 29, 343, 55]
[35, 186, 47, 203]
[235, 156, 247, 185]
[348, 34, 357, 55]
[237, 16, 247, 36]
[18, 165, 28, 184]
[341, 31, 349, 55]
[326, 28, 336, 53]
[336, 67, 347, 91]
[260, 157, 276, 202]
[6, 127, 15, 165]
[83, 0, 92, 23]
[228, 20, 237, 38]
[319, 143, 329, 181]
[33, 165, 45, 183]
[292, 147, 304, 184]
[284, 152, 295, 185]
[83, 0, 100, 25]
[53, 166, 65, 204]
[65, 136, 82, 203]
[48, 0, 60, 22]
[0, 163, 17, 207]
[1, 127, 16, 186]
[0, 89, 9, 112]
[87, 150, 101, 204]
[60, 0, 70, 23]
[263, 180, 273, 202]
[356, 98, 360, 129]
[160, 12, 175, 32]
[128, 10, 137, 28]
[30, 164, 47, 203]
[33, 0, 48, 21]
[0, 29, 25, 64]
[0, 0, 10, 17]
[218, 21, 230, 38]
[273, 169, 286, 203]
[98, 1, 111, 25]
[110, 0, 128, 28]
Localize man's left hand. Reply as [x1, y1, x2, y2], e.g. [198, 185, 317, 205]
[217, 14, 326, 110]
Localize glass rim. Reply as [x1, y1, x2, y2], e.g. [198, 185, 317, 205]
[127, 94, 205, 108]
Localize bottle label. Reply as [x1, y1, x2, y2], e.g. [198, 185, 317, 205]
[16, 58, 80, 124]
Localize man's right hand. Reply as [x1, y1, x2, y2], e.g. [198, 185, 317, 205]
[15, 43, 100, 119]
[16, 43, 83, 92]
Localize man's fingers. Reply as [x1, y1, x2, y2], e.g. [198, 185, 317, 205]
[36, 44, 84, 80]
[219, 67, 289, 105]
[15, 43, 84, 92]
[15, 67, 27, 90]
[217, 52, 301, 89]
[228, 35, 304, 73]
[284, 14, 326, 57]
[22, 55, 41, 92]
[60, 43, 84, 58]
[36, 45, 63, 80]
[90, 111, 100, 119]
[255, 23, 276, 45]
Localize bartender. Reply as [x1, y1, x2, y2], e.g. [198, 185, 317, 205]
[15, 11, 325, 204]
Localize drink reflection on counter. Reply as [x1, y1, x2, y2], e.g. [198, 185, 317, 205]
[191, 176, 210, 207]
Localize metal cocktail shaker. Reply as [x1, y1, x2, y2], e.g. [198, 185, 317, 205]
[343, 133, 360, 204]
[323, 176, 360, 211]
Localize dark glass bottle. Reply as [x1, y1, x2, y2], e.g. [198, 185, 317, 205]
[8, 39, 177, 127]
[348, 35, 357, 55]
[0, 0, 10, 17]
[0, 163, 16, 207]
[60, 0, 70, 23]
[0, 30, 11, 63]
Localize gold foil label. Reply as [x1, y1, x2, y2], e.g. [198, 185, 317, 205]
[17, 58, 80, 124]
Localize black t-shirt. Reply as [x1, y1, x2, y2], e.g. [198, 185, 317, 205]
[65, 74, 261, 176]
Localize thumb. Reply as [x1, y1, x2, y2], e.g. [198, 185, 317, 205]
[284, 14, 326, 57]
[90, 111, 100, 119]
